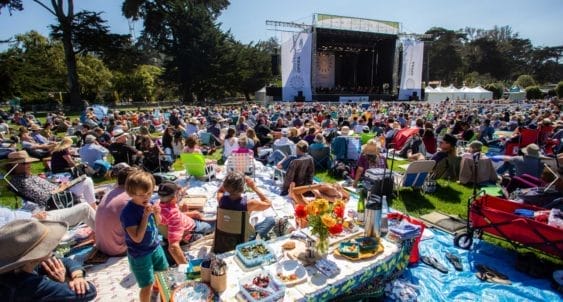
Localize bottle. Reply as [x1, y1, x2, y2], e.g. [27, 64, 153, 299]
[357, 185, 366, 223]
[380, 195, 389, 237]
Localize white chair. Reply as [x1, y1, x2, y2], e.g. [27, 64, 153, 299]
[393, 160, 436, 197]
[226, 152, 256, 178]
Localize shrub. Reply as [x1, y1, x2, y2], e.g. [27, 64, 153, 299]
[557, 81, 563, 98]
[485, 83, 504, 99]
[515, 75, 535, 89]
[525, 86, 543, 100]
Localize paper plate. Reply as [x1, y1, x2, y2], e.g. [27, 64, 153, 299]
[171, 282, 214, 302]
[271, 259, 307, 286]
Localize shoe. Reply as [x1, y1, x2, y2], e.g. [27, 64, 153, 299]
[445, 252, 463, 271]
[421, 256, 448, 273]
[475, 264, 511, 285]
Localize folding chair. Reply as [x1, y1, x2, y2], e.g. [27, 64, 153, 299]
[180, 153, 216, 181]
[213, 208, 254, 253]
[273, 144, 293, 157]
[309, 146, 332, 171]
[226, 152, 255, 178]
[199, 132, 212, 146]
[393, 160, 436, 198]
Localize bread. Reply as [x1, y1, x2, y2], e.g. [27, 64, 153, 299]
[282, 240, 296, 250]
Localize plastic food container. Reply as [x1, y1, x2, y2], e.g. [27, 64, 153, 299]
[353, 237, 379, 253]
[338, 242, 360, 258]
[235, 240, 275, 268]
[239, 270, 285, 302]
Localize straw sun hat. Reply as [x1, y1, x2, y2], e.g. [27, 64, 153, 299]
[7, 150, 39, 164]
[0, 219, 68, 273]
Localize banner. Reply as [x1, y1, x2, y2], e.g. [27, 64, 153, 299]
[281, 31, 313, 102]
[399, 40, 424, 100]
[315, 52, 335, 88]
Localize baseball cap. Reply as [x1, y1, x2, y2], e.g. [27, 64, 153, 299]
[157, 181, 179, 198]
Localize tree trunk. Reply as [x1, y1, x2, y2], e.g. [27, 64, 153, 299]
[61, 22, 81, 109]
[244, 91, 251, 102]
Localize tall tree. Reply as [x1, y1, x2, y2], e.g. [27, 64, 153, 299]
[1, 1, 129, 107]
[424, 27, 466, 84]
[122, 0, 230, 102]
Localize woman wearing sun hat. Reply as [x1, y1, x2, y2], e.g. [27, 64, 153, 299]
[0, 219, 97, 301]
[352, 139, 387, 188]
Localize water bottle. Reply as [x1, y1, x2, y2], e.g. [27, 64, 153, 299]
[357, 185, 366, 223]
[380, 195, 389, 237]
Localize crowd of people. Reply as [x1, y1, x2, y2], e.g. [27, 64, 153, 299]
[0, 96, 562, 301]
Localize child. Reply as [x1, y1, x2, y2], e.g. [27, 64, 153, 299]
[120, 170, 168, 302]
[157, 181, 214, 265]
[216, 172, 274, 240]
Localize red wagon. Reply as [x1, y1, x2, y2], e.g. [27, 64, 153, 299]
[454, 194, 563, 258]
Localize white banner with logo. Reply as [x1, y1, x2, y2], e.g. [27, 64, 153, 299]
[281, 31, 313, 102]
[399, 39, 424, 100]
[315, 52, 335, 88]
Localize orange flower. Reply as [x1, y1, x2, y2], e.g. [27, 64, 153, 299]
[321, 213, 337, 228]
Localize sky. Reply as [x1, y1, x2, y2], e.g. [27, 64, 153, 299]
[0, 0, 562, 51]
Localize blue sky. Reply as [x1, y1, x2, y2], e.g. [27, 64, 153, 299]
[1, 0, 562, 51]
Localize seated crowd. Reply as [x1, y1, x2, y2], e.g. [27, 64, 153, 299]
[1, 97, 563, 301]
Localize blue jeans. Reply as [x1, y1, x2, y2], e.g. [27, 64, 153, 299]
[497, 162, 515, 176]
[194, 220, 214, 235]
[250, 216, 276, 241]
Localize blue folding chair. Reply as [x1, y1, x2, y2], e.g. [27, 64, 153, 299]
[393, 160, 436, 198]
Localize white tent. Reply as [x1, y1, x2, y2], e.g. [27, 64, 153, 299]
[255, 87, 267, 103]
[425, 85, 492, 102]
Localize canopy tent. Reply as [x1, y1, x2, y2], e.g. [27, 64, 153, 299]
[425, 85, 492, 102]
[255, 87, 267, 103]
[507, 86, 526, 101]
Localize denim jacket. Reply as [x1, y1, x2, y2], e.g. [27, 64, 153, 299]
[0, 257, 97, 302]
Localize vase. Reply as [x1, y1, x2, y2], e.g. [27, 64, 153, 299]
[316, 234, 329, 256]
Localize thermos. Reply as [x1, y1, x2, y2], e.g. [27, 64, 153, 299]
[364, 191, 382, 238]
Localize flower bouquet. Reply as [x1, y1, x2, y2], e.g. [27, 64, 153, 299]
[294, 198, 345, 254]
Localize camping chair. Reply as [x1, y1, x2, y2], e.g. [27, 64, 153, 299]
[180, 153, 216, 181]
[309, 146, 332, 171]
[213, 208, 254, 253]
[504, 128, 539, 156]
[226, 152, 256, 178]
[393, 160, 436, 198]
[199, 132, 212, 146]
[273, 144, 293, 157]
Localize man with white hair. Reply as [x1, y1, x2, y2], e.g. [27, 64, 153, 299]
[108, 129, 143, 165]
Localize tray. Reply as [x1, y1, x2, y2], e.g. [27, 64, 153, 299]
[171, 282, 214, 302]
[270, 259, 307, 286]
[333, 242, 384, 261]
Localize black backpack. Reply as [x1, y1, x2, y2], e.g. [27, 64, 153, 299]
[329, 160, 352, 180]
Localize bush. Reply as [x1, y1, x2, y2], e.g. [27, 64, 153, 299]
[526, 86, 543, 100]
[515, 75, 535, 89]
[485, 83, 504, 99]
[557, 81, 563, 98]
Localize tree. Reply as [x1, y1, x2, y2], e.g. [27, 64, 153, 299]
[77, 54, 113, 101]
[515, 75, 535, 89]
[423, 27, 465, 84]
[1, 1, 129, 108]
[0, 31, 67, 102]
[556, 81, 563, 98]
[122, 0, 231, 102]
[525, 86, 543, 100]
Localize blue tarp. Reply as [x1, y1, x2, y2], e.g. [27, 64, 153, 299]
[402, 229, 561, 301]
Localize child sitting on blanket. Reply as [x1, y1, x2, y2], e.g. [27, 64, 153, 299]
[120, 170, 168, 302]
[157, 181, 214, 265]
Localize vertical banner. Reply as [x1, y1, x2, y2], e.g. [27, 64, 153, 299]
[315, 52, 335, 88]
[281, 31, 312, 102]
[399, 40, 424, 100]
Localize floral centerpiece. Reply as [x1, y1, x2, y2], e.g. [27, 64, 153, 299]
[295, 198, 345, 254]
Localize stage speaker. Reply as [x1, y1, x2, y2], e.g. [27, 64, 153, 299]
[271, 54, 280, 75]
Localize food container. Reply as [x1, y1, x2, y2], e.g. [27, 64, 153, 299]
[353, 237, 379, 253]
[235, 240, 275, 268]
[239, 270, 285, 302]
[338, 242, 360, 258]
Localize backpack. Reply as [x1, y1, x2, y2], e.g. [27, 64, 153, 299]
[329, 160, 352, 180]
